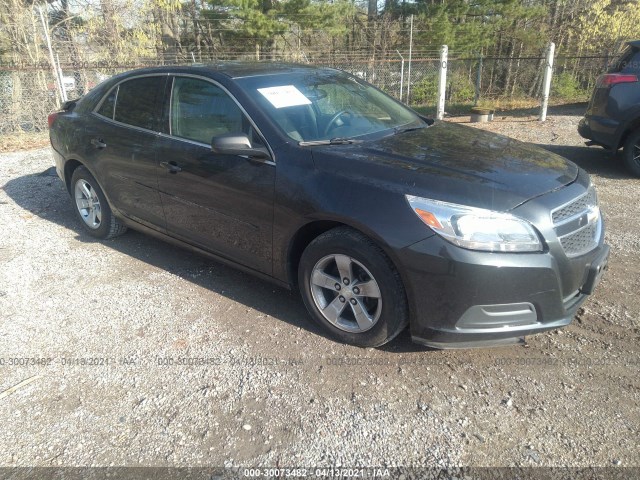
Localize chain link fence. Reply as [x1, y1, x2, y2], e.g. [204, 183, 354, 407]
[0, 68, 57, 134]
[0, 53, 610, 136]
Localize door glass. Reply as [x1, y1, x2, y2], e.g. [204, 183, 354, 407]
[96, 86, 117, 119]
[114, 76, 164, 130]
[171, 77, 248, 145]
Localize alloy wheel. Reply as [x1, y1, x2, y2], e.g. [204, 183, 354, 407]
[74, 179, 102, 229]
[309, 254, 382, 333]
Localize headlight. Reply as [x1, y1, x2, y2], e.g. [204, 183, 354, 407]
[405, 195, 542, 252]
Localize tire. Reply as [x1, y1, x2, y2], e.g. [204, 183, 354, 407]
[298, 226, 409, 347]
[623, 129, 640, 177]
[70, 166, 127, 239]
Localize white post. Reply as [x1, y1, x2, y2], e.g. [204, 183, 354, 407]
[539, 42, 555, 122]
[436, 44, 448, 120]
[56, 53, 67, 102]
[396, 50, 405, 102]
[406, 14, 413, 103]
[39, 6, 64, 107]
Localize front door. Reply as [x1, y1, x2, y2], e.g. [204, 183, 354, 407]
[156, 76, 275, 275]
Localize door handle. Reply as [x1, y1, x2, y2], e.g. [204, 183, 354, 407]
[90, 138, 107, 149]
[160, 161, 182, 173]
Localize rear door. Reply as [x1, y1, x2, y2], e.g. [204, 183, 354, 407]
[155, 75, 275, 275]
[89, 75, 167, 230]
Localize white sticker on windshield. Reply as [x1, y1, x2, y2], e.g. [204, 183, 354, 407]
[257, 85, 312, 109]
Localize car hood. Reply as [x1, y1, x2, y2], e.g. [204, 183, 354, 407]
[311, 121, 578, 211]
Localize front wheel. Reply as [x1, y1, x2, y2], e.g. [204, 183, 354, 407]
[298, 227, 409, 347]
[623, 129, 640, 177]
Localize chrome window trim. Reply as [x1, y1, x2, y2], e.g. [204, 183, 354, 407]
[168, 76, 175, 136]
[167, 73, 275, 164]
[113, 85, 119, 120]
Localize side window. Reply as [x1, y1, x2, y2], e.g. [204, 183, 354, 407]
[114, 76, 164, 130]
[96, 86, 117, 119]
[171, 77, 248, 144]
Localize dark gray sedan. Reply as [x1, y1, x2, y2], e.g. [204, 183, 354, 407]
[49, 63, 609, 348]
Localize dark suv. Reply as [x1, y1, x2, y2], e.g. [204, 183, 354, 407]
[579, 40, 640, 176]
[49, 64, 609, 348]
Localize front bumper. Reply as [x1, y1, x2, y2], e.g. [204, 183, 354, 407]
[398, 234, 609, 349]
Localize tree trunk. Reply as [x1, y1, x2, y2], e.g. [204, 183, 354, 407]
[503, 39, 515, 93]
[510, 41, 524, 96]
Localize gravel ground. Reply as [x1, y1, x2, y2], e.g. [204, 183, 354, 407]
[0, 104, 638, 471]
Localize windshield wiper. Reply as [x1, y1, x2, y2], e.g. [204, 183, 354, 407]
[298, 137, 362, 146]
[394, 123, 428, 135]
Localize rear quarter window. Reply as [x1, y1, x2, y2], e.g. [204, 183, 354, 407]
[96, 87, 117, 119]
[611, 47, 640, 74]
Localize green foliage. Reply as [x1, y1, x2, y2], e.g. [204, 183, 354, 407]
[411, 77, 438, 106]
[448, 73, 475, 103]
[415, 0, 546, 56]
[411, 72, 475, 106]
[577, 0, 640, 54]
[206, 0, 355, 55]
[283, 0, 354, 37]
[552, 72, 588, 101]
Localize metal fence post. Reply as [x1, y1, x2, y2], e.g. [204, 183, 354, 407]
[474, 54, 483, 106]
[55, 54, 67, 102]
[396, 50, 405, 102]
[436, 45, 448, 120]
[406, 14, 413, 104]
[539, 42, 555, 122]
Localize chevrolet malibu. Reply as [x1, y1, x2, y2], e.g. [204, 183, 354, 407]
[48, 64, 610, 348]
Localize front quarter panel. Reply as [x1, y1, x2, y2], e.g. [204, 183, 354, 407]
[271, 143, 435, 283]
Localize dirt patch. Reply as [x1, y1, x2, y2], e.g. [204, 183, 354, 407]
[0, 132, 50, 153]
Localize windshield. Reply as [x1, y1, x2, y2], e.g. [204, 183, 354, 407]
[236, 70, 424, 143]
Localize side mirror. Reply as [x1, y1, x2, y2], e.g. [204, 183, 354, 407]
[211, 133, 269, 159]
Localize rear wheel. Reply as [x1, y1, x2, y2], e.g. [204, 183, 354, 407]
[70, 166, 127, 239]
[623, 129, 640, 177]
[298, 227, 409, 347]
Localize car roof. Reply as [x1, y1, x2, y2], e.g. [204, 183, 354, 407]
[628, 40, 640, 49]
[119, 62, 338, 80]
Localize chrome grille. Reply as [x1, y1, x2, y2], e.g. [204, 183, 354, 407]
[552, 187, 600, 257]
[560, 222, 598, 256]
[552, 188, 596, 224]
